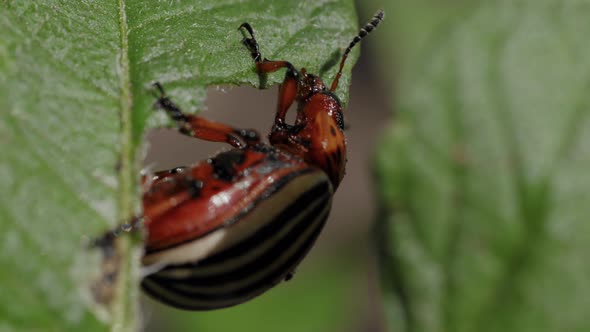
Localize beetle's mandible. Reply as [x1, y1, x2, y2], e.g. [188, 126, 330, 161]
[98, 10, 384, 311]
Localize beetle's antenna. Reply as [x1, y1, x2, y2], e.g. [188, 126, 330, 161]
[330, 10, 384, 92]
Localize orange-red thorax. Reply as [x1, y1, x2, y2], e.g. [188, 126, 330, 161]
[270, 71, 347, 189]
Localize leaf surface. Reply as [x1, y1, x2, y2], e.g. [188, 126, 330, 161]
[0, 0, 359, 330]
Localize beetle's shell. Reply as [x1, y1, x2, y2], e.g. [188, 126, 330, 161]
[141, 144, 333, 310]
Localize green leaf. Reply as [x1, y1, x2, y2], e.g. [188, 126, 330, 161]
[374, 1, 590, 332]
[0, 1, 359, 331]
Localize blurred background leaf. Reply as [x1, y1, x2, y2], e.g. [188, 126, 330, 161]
[144, 252, 368, 332]
[374, 1, 590, 332]
[1, 0, 362, 331]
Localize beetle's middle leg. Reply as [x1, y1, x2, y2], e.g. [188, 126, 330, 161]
[152, 82, 260, 148]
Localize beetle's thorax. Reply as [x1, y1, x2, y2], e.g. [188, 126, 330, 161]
[269, 70, 347, 189]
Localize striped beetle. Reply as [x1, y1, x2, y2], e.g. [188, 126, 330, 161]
[98, 10, 384, 311]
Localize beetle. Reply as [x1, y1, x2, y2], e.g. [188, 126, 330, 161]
[102, 10, 384, 311]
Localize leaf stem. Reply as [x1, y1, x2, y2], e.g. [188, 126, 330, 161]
[113, 0, 139, 331]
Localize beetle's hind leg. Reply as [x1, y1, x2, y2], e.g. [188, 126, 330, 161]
[87, 214, 143, 306]
[90, 215, 144, 249]
[151, 82, 260, 148]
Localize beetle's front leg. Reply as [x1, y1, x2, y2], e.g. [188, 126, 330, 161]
[152, 82, 261, 148]
[239, 23, 299, 134]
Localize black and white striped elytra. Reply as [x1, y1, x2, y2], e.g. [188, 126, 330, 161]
[141, 169, 333, 310]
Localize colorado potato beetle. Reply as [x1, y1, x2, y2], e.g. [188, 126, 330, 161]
[103, 10, 384, 311]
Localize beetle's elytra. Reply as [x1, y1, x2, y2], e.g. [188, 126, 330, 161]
[141, 146, 334, 310]
[99, 10, 384, 311]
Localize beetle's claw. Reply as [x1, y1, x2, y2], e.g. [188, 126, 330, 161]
[150, 82, 166, 99]
[238, 22, 255, 37]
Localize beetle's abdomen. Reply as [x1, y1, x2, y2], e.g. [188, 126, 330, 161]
[141, 145, 333, 310]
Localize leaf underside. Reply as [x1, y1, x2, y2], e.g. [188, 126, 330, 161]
[0, 0, 359, 331]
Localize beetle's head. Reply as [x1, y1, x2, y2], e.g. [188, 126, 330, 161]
[296, 69, 326, 101]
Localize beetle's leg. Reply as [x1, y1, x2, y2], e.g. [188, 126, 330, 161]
[92, 215, 143, 250]
[271, 74, 298, 131]
[88, 213, 143, 305]
[239, 23, 299, 75]
[152, 82, 260, 148]
[239, 22, 262, 63]
[239, 23, 299, 132]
